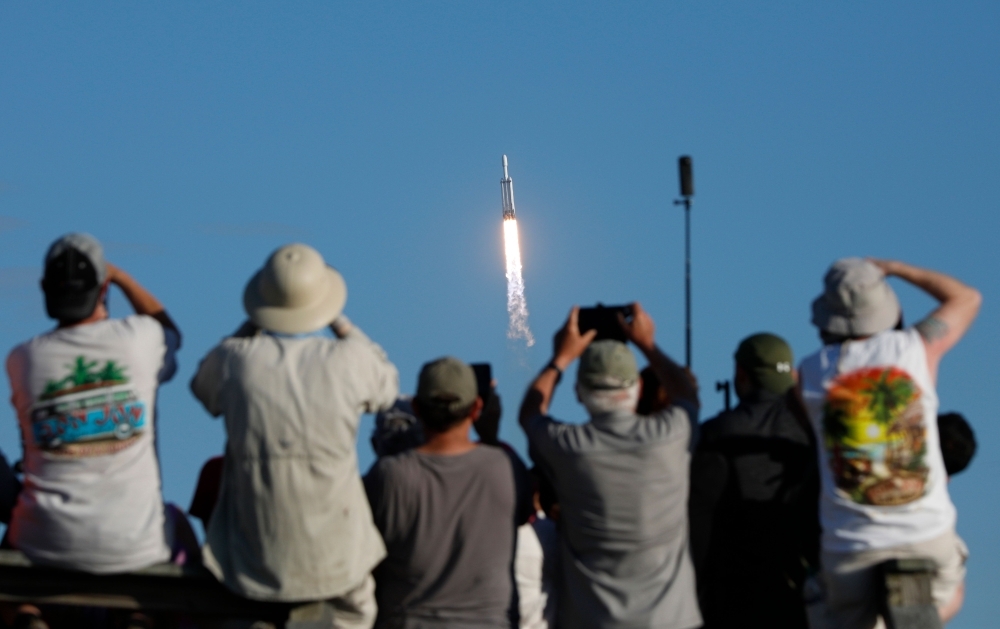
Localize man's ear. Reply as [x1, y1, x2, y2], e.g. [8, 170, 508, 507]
[468, 397, 485, 422]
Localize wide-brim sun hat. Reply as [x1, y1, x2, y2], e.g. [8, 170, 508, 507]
[243, 243, 347, 335]
[811, 257, 900, 337]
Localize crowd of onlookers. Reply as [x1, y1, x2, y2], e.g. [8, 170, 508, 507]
[0, 234, 981, 629]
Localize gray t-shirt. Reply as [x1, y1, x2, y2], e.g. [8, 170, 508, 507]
[364, 445, 530, 629]
[524, 404, 702, 629]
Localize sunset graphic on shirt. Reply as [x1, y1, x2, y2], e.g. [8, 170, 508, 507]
[823, 366, 928, 506]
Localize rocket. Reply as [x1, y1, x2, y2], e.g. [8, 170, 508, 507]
[501, 155, 516, 220]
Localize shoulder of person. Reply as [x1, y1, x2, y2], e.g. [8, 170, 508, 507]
[698, 409, 743, 444]
[367, 449, 419, 482]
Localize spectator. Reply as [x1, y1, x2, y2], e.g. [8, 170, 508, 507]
[688, 333, 820, 628]
[938, 412, 977, 478]
[519, 304, 702, 629]
[514, 469, 559, 629]
[5, 233, 182, 574]
[191, 243, 398, 625]
[799, 258, 981, 626]
[364, 356, 530, 629]
[371, 397, 424, 458]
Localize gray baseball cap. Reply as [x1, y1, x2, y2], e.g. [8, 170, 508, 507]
[416, 357, 478, 412]
[577, 340, 639, 390]
[41, 233, 107, 322]
[811, 258, 901, 337]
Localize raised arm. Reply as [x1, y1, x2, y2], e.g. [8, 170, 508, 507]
[870, 259, 981, 382]
[519, 307, 597, 427]
[619, 302, 699, 407]
[106, 262, 181, 345]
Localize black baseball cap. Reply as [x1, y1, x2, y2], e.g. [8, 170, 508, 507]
[41, 233, 107, 323]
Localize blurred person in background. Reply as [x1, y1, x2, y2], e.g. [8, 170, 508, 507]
[364, 356, 530, 628]
[937, 412, 976, 479]
[799, 258, 981, 627]
[519, 303, 702, 629]
[688, 333, 819, 629]
[191, 243, 398, 628]
[5, 233, 186, 628]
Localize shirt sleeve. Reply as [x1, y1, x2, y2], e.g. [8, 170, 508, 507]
[342, 325, 400, 413]
[522, 414, 565, 463]
[190, 345, 227, 418]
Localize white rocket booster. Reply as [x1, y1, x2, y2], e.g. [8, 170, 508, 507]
[501, 155, 516, 220]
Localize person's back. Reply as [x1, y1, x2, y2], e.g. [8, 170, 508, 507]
[690, 334, 818, 628]
[799, 257, 980, 627]
[519, 304, 702, 629]
[365, 357, 529, 629]
[191, 243, 398, 616]
[5, 233, 181, 574]
[545, 410, 696, 626]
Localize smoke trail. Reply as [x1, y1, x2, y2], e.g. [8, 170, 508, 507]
[503, 218, 535, 347]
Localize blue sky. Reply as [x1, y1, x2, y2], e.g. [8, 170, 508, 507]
[1, 2, 997, 624]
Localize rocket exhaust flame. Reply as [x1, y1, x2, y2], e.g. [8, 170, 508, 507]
[500, 155, 534, 347]
[504, 217, 534, 347]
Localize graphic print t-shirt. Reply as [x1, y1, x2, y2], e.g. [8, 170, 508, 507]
[6, 315, 178, 573]
[799, 329, 955, 552]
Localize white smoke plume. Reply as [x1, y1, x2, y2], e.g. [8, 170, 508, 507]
[503, 218, 535, 347]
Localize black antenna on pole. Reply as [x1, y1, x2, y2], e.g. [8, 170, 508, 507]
[674, 156, 694, 368]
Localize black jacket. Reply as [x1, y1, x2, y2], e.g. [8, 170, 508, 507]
[688, 388, 820, 629]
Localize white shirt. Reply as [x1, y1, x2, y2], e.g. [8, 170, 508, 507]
[191, 325, 398, 601]
[799, 328, 955, 552]
[515, 513, 558, 629]
[6, 315, 178, 573]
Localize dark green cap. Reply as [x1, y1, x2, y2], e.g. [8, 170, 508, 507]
[577, 340, 639, 390]
[734, 333, 795, 394]
[416, 356, 478, 412]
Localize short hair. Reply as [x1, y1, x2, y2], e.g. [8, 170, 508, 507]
[938, 412, 976, 476]
[415, 397, 476, 433]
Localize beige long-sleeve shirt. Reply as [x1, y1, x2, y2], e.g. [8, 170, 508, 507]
[191, 325, 398, 602]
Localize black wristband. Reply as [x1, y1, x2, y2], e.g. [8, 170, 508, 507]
[545, 359, 563, 383]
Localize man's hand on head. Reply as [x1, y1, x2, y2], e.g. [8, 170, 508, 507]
[619, 302, 656, 353]
[105, 261, 124, 286]
[553, 306, 597, 370]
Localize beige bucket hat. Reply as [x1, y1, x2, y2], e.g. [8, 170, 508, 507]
[243, 243, 347, 334]
[811, 257, 900, 337]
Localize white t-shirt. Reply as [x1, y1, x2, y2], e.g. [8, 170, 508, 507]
[6, 315, 179, 573]
[799, 328, 955, 552]
[515, 513, 558, 629]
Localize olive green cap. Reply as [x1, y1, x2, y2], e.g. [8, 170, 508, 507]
[577, 340, 639, 390]
[734, 333, 795, 394]
[416, 356, 478, 412]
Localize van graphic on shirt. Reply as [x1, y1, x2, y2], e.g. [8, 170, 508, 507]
[822, 366, 928, 506]
[30, 355, 147, 455]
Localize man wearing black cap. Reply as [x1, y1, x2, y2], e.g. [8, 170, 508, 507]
[688, 333, 819, 629]
[5, 233, 182, 575]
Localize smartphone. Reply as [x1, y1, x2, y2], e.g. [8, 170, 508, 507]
[578, 303, 634, 342]
[470, 363, 493, 405]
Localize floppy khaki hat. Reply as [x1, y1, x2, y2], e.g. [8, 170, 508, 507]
[243, 243, 347, 334]
[811, 257, 901, 337]
[577, 340, 639, 390]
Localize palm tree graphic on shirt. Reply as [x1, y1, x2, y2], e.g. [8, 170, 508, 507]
[40, 356, 130, 400]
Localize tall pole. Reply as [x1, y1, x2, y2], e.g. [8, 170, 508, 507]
[674, 156, 694, 368]
[684, 196, 691, 368]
